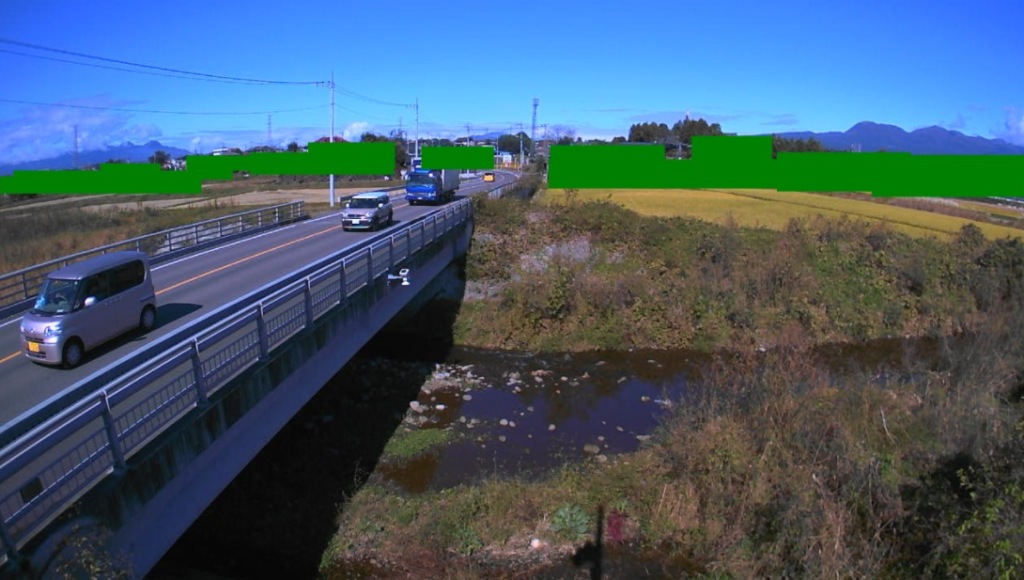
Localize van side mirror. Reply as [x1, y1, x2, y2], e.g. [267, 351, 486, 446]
[84, 296, 96, 308]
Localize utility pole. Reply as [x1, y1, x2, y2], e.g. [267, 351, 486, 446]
[414, 97, 419, 157]
[518, 122, 524, 169]
[531, 97, 538, 156]
[465, 123, 471, 145]
[267, 115, 272, 148]
[329, 70, 336, 208]
[73, 125, 79, 169]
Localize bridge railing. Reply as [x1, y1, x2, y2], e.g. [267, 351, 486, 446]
[0, 198, 473, 565]
[0, 202, 307, 319]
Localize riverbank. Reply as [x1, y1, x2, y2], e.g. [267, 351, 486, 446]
[321, 319, 1023, 579]
[316, 195, 1024, 579]
[455, 195, 1023, 352]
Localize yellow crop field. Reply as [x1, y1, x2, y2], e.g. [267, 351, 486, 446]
[539, 188, 1024, 241]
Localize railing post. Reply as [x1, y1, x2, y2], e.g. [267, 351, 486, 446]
[22, 273, 29, 300]
[256, 303, 270, 359]
[193, 224, 199, 245]
[339, 261, 348, 303]
[366, 249, 373, 285]
[275, 207, 280, 224]
[389, 237, 395, 270]
[100, 391, 127, 472]
[304, 278, 315, 327]
[219, 220, 224, 238]
[0, 517, 22, 567]
[258, 211, 263, 228]
[191, 339, 208, 406]
[136, 240, 141, 252]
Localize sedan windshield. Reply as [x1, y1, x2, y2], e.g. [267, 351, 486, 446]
[32, 278, 83, 315]
[349, 198, 383, 209]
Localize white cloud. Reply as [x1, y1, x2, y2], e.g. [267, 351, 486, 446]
[996, 107, 1024, 145]
[0, 95, 164, 165]
[343, 122, 370, 141]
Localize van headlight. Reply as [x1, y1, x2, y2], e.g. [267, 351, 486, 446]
[43, 324, 62, 338]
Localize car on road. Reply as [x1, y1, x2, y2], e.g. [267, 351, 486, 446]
[342, 191, 394, 231]
[19, 251, 158, 369]
[483, 172, 495, 182]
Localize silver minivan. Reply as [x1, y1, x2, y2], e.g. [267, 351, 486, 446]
[20, 251, 158, 369]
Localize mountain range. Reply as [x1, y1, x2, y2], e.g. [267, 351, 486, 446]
[3, 123, 1022, 176]
[767, 121, 1024, 155]
[0, 141, 192, 176]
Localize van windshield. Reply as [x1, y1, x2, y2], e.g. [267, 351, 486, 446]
[349, 198, 383, 209]
[32, 278, 83, 315]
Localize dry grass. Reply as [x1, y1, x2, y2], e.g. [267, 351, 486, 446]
[539, 188, 1024, 241]
[0, 203, 260, 275]
[325, 305, 1024, 579]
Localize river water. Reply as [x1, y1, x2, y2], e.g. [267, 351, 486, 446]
[147, 336, 945, 579]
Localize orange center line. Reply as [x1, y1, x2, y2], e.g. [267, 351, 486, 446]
[157, 223, 346, 295]
[0, 351, 20, 366]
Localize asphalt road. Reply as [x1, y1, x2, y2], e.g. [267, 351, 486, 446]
[0, 171, 517, 429]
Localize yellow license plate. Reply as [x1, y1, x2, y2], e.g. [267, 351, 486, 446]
[28, 342, 40, 353]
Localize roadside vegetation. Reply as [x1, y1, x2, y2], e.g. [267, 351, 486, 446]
[321, 192, 1024, 578]
[0, 202, 256, 274]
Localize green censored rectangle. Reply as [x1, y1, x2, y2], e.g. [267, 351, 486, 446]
[421, 146, 494, 170]
[0, 142, 396, 194]
[548, 136, 1024, 198]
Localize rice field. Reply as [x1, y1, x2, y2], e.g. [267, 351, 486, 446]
[539, 188, 1024, 241]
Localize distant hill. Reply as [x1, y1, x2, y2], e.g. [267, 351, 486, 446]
[768, 121, 1024, 155]
[0, 141, 192, 176]
[471, 131, 505, 141]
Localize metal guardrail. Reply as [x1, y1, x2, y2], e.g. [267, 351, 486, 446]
[0, 198, 473, 565]
[0, 202, 307, 319]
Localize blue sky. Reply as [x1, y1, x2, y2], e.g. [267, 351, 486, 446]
[1, 0, 1022, 164]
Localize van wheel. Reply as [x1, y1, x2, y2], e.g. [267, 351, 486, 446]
[140, 305, 157, 331]
[62, 339, 84, 370]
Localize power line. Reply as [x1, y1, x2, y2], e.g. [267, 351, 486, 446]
[0, 37, 325, 86]
[0, 98, 329, 116]
[0, 48, 279, 86]
[334, 85, 414, 108]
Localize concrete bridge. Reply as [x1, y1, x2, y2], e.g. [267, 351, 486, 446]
[0, 172, 520, 578]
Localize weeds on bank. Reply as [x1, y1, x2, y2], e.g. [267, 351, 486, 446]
[458, 197, 1024, 353]
[325, 301, 1024, 579]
